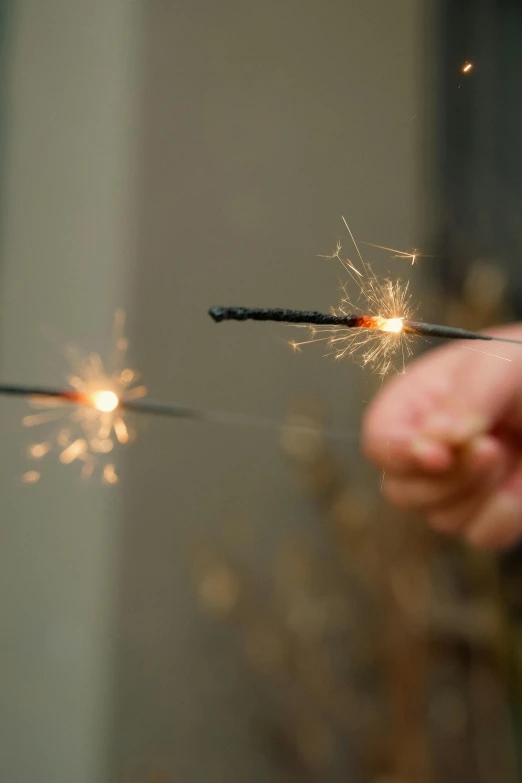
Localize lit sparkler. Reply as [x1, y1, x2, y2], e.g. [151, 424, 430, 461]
[0, 382, 360, 449]
[20, 309, 146, 484]
[308, 219, 416, 374]
[210, 219, 418, 376]
[305, 220, 417, 374]
[209, 221, 522, 375]
[209, 307, 522, 362]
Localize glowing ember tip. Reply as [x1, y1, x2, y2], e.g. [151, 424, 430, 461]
[462, 62, 473, 73]
[381, 317, 404, 334]
[90, 390, 119, 413]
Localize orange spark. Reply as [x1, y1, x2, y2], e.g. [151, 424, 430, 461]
[22, 309, 145, 484]
[293, 220, 415, 376]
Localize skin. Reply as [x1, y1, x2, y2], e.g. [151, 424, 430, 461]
[362, 324, 522, 550]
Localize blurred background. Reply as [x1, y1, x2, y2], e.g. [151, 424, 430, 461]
[1, 1, 522, 781]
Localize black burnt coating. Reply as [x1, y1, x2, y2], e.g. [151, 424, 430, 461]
[0, 383, 83, 401]
[209, 306, 364, 328]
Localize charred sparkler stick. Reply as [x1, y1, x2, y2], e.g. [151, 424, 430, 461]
[209, 306, 364, 328]
[209, 307, 522, 346]
[0, 383, 355, 441]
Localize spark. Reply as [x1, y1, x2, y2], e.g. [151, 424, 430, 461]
[299, 289, 413, 375]
[361, 240, 435, 266]
[28, 442, 51, 458]
[211, 307, 522, 347]
[22, 470, 41, 484]
[103, 464, 119, 485]
[462, 62, 473, 73]
[214, 219, 520, 375]
[22, 309, 145, 483]
[319, 237, 362, 277]
[210, 293, 522, 376]
[300, 219, 416, 375]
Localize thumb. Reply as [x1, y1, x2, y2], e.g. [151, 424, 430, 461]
[423, 329, 522, 444]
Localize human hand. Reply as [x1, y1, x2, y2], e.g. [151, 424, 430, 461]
[362, 324, 522, 549]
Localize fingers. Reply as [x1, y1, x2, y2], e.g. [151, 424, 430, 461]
[365, 430, 453, 475]
[465, 493, 522, 550]
[381, 437, 522, 550]
[381, 435, 503, 512]
[363, 347, 461, 473]
[363, 324, 522, 551]
[427, 459, 522, 550]
[464, 459, 522, 549]
[363, 324, 522, 475]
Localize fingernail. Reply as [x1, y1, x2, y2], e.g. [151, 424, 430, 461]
[466, 492, 521, 549]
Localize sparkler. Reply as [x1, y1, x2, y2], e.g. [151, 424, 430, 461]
[19, 309, 146, 484]
[209, 219, 522, 375]
[4, 303, 362, 486]
[210, 306, 522, 346]
[0, 383, 358, 449]
[211, 219, 417, 375]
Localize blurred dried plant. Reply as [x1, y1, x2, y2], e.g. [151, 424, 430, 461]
[190, 258, 520, 782]
[191, 388, 517, 782]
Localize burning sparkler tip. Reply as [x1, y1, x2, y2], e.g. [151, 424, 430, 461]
[20, 308, 142, 484]
[89, 390, 119, 413]
[381, 317, 404, 334]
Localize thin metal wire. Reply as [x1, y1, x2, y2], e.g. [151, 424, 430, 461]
[0, 384, 359, 442]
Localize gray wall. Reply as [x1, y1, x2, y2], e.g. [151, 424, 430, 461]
[0, 2, 141, 782]
[114, 2, 424, 782]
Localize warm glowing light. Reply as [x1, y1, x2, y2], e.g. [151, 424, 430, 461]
[28, 442, 51, 458]
[60, 438, 87, 464]
[381, 317, 404, 334]
[22, 470, 41, 484]
[23, 309, 146, 484]
[103, 464, 119, 485]
[462, 62, 473, 73]
[90, 390, 119, 413]
[293, 219, 415, 376]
